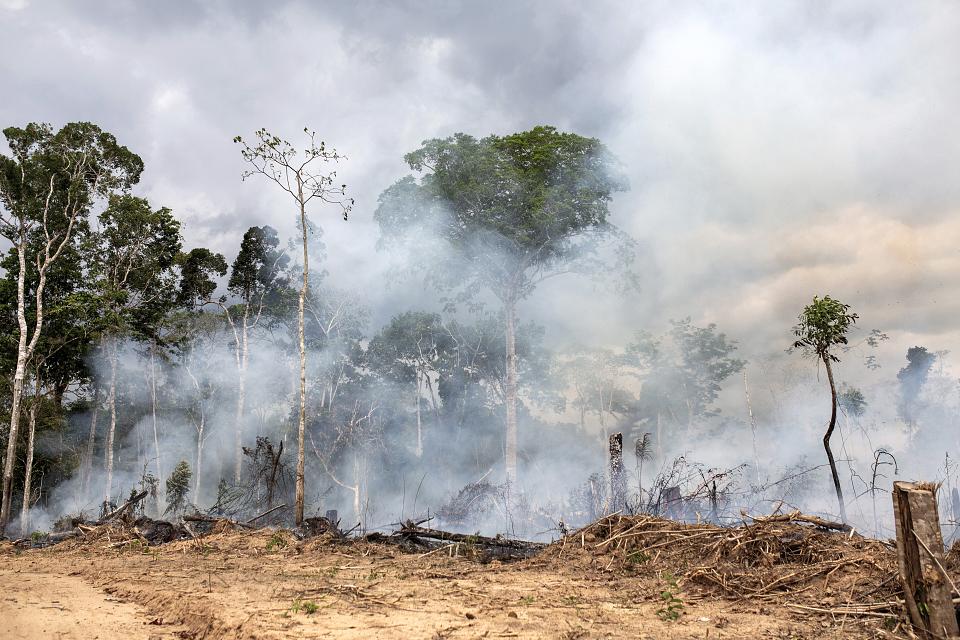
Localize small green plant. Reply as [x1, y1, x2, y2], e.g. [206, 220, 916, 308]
[30, 530, 48, 541]
[626, 550, 649, 565]
[266, 531, 288, 551]
[291, 598, 318, 614]
[519, 595, 535, 605]
[366, 570, 383, 581]
[656, 572, 684, 621]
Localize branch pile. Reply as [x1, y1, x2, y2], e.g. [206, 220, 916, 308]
[544, 513, 905, 615]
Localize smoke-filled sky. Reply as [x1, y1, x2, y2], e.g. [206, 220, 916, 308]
[2, 0, 959, 371]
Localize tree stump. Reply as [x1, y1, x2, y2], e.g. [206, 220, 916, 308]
[893, 481, 959, 638]
[608, 433, 625, 512]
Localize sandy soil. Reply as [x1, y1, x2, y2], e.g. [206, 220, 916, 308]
[0, 569, 187, 639]
[0, 530, 893, 639]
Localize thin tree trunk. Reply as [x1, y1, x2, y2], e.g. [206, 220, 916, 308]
[504, 297, 518, 487]
[150, 345, 163, 500]
[81, 384, 100, 498]
[295, 188, 308, 526]
[20, 381, 39, 535]
[0, 239, 30, 533]
[822, 356, 848, 523]
[104, 338, 119, 504]
[195, 412, 205, 498]
[234, 311, 248, 483]
[743, 370, 761, 486]
[414, 373, 423, 458]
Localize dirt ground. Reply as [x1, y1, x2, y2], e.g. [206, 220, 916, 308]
[0, 529, 896, 639]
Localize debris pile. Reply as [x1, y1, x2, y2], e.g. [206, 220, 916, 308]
[543, 512, 905, 618]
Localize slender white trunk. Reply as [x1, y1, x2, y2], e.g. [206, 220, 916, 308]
[81, 385, 100, 498]
[295, 188, 308, 526]
[195, 412, 205, 498]
[743, 370, 761, 486]
[104, 339, 119, 505]
[414, 372, 423, 458]
[0, 240, 30, 531]
[234, 314, 248, 483]
[503, 298, 518, 487]
[19, 385, 39, 535]
[150, 346, 163, 501]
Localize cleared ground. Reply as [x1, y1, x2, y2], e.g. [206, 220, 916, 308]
[0, 526, 893, 639]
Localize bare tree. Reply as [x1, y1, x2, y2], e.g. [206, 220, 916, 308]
[234, 128, 352, 525]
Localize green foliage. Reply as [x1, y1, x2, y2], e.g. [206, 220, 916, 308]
[897, 346, 937, 424]
[290, 598, 319, 614]
[656, 572, 684, 621]
[375, 125, 631, 301]
[838, 384, 867, 418]
[228, 225, 290, 302]
[176, 247, 227, 308]
[266, 530, 288, 551]
[91, 194, 183, 343]
[164, 460, 192, 516]
[624, 319, 744, 438]
[792, 295, 858, 363]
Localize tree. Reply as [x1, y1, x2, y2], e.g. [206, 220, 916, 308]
[367, 311, 451, 457]
[0, 122, 142, 532]
[792, 295, 858, 523]
[234, 129, 353, 526]
[164, 460, 192, 516]
[221, 225, 290, 481]
[623, 320, 744, 455]
[897, 346, 937, 430]
[375, 125, 630, 486]
[90, 195, 182, 504]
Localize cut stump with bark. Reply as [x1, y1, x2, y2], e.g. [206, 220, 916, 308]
[892, 481, 959, 638]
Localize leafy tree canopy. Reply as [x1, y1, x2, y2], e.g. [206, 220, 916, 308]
[792, 295, 858, 362]
[375, 125, 630, 301]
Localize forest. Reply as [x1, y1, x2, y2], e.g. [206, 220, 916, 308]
[0, 120, 956, 550]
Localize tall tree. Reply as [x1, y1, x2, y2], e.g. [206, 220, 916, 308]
[792, 295, 858, 523]
[234, 129, 352, 526]
[222, 225, 289, 481]
[375, 125, 629, 486]
[0, 122, 142, 532]
[367, 311, 451, 457]
[90, 195, 181, 504]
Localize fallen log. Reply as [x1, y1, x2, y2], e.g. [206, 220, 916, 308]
[183, 514, 255, 529]
[742, 509, 851, 533]
[95, 490, 149, 525]
[246, 503, 287, 525]
[397, 522, 546, 551]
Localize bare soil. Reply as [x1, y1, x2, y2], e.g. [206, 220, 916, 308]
[0, 526, 900, 639]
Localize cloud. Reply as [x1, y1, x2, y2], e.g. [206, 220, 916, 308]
[1, 0, 958, 373]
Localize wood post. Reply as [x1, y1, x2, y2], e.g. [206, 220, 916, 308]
[893, 481, 959, 638]
[608, 433, 625, 513]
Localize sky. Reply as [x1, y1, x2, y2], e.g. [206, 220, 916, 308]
[2, 0, 959, 376]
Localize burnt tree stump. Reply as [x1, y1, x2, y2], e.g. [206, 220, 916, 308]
[608, 433, 626, 513]
[893, 481, 959, 638]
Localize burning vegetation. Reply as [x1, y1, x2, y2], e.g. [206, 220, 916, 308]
[2, 120, 960, 638]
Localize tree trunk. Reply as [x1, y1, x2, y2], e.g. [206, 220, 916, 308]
[414, 372, 423, 458]
[0, 239, 30, 533]
[743, 370, 761, 486]
[504, 297, 518, 487]
[822, 356, 848, 523]
[81, 385, 100, 498]
[295, 189, 308, 526]
[20, 386, 39, 535]
[104, 338, 119, 504]
[149, 345, 163, 503]
[234, 310, 249, 483]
